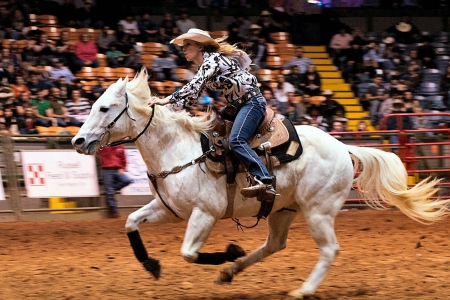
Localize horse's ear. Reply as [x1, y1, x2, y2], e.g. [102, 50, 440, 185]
[115, 77, 127, 97]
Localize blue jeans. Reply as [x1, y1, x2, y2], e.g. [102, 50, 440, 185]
[102, 169, 133, 213]
[229, 93, 273, 183]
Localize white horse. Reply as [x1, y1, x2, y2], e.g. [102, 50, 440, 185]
[72, 69, 450, 299]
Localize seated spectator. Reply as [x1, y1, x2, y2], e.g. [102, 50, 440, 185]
[48, 87, 81, 127]
[48, 58, 75, 84]
[256, 10, 283, 44]
[76, 0, 103, 29]
[284, 65, 302, 92]
[106, 43, 127, 68]
[97, 25, 116, 54]
[124, 47, 143, 71]
[30, 90, 53, 127]
[33, 33, 56, 66]
[385, 99, 413, 149]
[0, 76, 14, 104]
[382, 46, 407, 79]
[55, 76, 72, 102]
[344, 40, 365, 82]
[58, 0, 77, 27]
[21, 39, 37, 67]
[92, 77, 108, 99]
[72, 79, 90, 99]
[228, 11, 251, 42]
[10, 8, 30, 40]
[379, 88, 401, 121]
[17, 107, 38, 134]
[273, 74, 296, 117]
[402, 65, 421, 92]
[384, 14, 421, 45]
[55, 30, 76, 73]
[8, 40, 22, 70]
[159, 13, 179, 44]
[118, 13, 140, 37]
[114, 24, 131, 54]
[300, 64, 321, 96]
[10, 75, 30, 99]
[319, 89, 346, 125]
[176, 9, 197, 34]
[226, 23, 246, 48]
[304, 105, 328, 132]
[138, 10, 159, 42]
[417, 35, 437, 69]
[282, 46, 313, 74]
[405, 49, 422, 69]
[74, 33, 99, 73]
[151, 45, 179, 81]
[366, 75, 388, 126]
[363, 42, 384, 69]
[65, 89, 91, 124]
[357, 120, 368, 131]
[329, 28, 353, 68]
[248, 33, 267, 69]
[262, 89, 278, 109]
[287, 92, 306, 123]
[330, 120, 344, 138]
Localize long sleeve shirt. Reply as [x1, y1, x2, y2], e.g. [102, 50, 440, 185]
[74, 41, 98, 62]
[97, 145, 127, 169]
[170, 52, 258, 108]
[48, 67, 75, 83]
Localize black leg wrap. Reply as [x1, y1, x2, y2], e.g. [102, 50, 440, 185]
[195, 244, 245, 265]
[127, 230, 149, 263]
[143, 257, 161, 279]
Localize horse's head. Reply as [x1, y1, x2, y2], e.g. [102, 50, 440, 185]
[72, 76, 134, 155]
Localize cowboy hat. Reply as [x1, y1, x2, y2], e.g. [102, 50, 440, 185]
[396, 22, 412, 33]
[383, 37, 395, 44]
[260, 10, 272, 16]
[250, 24, 262, 30]
[170, 28, 220, 48]
[392, 99, 404, 105]
[322, 89, 334, 96]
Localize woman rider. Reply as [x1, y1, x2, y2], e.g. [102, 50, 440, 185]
[152, 28, 276, 198]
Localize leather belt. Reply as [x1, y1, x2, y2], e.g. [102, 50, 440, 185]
[241, 88, 261, 102]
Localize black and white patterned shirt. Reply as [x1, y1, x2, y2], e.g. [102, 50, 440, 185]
[170, 52, 258, 107]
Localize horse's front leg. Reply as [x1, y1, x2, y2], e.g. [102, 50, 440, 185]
[181, 207, 245, 265]
[216, 206, 298, 284]
[125, 199, 181, 279]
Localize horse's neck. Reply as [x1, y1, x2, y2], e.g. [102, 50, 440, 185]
[133, 116, 201, 174]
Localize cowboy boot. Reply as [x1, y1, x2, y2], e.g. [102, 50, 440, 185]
[240, 178, 278, 198]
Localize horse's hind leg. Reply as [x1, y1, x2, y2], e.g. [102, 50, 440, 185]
[288, 209, 340, 299]
[125, 200, 181, 279]
[216, 206, 298, 283]
[180, 207, 245, 265]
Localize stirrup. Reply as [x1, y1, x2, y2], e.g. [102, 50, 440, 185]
[240, 180, 280, 198]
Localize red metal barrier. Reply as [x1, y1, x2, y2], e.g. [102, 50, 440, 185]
[329, 112, 450, 204]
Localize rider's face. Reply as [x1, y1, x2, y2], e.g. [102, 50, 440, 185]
[182, 39, 203, 63]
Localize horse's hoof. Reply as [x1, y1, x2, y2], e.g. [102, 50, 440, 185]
[285, 290, 305, 299]
[226, 244, 245, 261]
[215, 270, 233, 284]
[143, 258, 161, 279]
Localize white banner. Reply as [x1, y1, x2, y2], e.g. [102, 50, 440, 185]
[21, 150, 99, 198]
[0, 169, 5, 200]
[121, 149, 152, 195]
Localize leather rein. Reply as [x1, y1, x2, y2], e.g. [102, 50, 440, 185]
[100, 94, 215, 220]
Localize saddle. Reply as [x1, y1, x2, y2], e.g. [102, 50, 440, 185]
[202, 107, 302, 220]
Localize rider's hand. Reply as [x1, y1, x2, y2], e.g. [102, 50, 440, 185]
[149, 96, 171, 107]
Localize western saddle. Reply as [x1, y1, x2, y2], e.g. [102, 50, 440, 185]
[206, 107, 290, 219]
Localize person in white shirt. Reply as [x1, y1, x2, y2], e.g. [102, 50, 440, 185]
[176, 9, 197, 34]
[118, 13, 140, 37]
[273, 74, 295, 117]
[329, 28, 353, 68]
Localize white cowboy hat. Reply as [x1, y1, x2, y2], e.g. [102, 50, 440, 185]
[250, 24, 262, 30]
[170, 28, 220, 48]
[322, 89, 334, 96]
[383, 37, 395, 44]
[396, 22, 412, 33]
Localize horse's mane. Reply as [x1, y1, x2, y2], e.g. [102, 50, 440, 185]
[127, 69, 215, 136]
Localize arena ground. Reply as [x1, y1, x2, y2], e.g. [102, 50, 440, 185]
[1, 209, 449, 300]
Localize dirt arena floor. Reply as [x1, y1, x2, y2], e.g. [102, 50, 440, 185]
[1, 209, 450, 300]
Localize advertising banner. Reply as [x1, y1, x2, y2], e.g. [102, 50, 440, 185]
[21, 150, 99, 198]
[121, 149, 152, 195]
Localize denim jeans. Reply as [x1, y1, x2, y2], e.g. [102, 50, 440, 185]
[229, 93, 273, 183]
[102, 169, 133, 213]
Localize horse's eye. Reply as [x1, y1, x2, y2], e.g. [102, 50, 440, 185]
[100, 107, 109, 113]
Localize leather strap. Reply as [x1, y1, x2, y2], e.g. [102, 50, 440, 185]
[222, 139, 236, 219]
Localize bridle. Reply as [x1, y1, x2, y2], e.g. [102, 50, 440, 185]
[99, 93, 155, 148]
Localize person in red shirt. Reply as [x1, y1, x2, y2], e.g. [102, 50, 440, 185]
[97, 145, 132, 218]
[74, 33, 99, 73]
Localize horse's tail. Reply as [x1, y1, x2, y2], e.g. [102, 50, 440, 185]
[345, 144, 450, 224]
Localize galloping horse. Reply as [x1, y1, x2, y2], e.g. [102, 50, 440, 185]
[72, 69, 450, 299]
